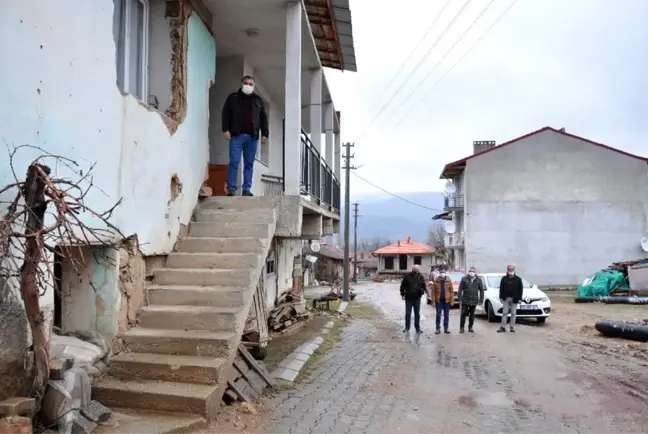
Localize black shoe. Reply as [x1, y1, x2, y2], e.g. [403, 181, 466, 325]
[444, 329, 450, 334]
[227, 191, 235, 196]
[459, 328, 465, 333]
[510, 327, 515, 333]
[416, 329, 422, 334]
[403, 328, 408, 333]
[242, 191, 253, 196]
[435, 329, 441, 335]
[468, 328, 474, 333]
[497, 327, 506, 333]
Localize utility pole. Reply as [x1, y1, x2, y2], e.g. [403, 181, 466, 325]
[342, 142, 355, 302]
[352, 202, 360, 283]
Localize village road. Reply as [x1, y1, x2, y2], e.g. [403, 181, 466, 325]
[265, 283, 648, 434]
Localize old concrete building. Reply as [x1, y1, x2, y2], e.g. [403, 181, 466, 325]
[0, 0, 356, 427]
[439, 127, 648, 287]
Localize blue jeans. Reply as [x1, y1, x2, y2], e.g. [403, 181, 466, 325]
[228, 134, 258, 193]
[404, 296, 422, 331]
[435, 301, 450, 330]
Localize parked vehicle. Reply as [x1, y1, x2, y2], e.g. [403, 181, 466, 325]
[475, 273, 551, 324]
[426, 271, 462, 308]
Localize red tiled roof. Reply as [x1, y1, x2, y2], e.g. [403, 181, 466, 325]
[374, 237, 434, 255]
[440, 126, 648, 179]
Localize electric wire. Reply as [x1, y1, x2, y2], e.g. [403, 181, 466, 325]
[374, 0, 499, 134]
[390, 0, 520, 130]
[352, 0, 475, 145]
[351, 170, 443, 213]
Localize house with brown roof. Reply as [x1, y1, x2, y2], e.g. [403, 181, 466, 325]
[373, 237, 438, 274]
[438, 126, 648, 287]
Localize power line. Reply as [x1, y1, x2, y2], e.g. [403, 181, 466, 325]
[375, 0, 499, 134]
[351, 170, 443, 213]
[362, 0, 454, 116]
[352, 0, 475, 145]
[390, 0, 520, 130]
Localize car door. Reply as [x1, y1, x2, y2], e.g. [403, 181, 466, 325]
[476, 275, 489, 313]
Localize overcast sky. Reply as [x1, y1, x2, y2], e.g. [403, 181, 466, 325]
[325, 0, 648, 195]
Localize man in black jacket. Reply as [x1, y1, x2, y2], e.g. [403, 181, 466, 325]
[400, 265, 427, 334]
[498, 264, 523, 333]
[221, 75, 269, 196]
[458, 266, 484, 333]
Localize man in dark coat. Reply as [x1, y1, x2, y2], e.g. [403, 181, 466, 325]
[458, 266, 484, 333]
[498, 264, 524, 333]
[400, 265, 426, 334]
[221, 75, 269, 196]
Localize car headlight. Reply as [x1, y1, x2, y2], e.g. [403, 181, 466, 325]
[541, 297, 549, 302]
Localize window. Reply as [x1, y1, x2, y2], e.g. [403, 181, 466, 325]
[266, 258, 275, 275]
[413, 256, 422, 265]
[115, 0, 149, 101]
[384, 256, 394, 270]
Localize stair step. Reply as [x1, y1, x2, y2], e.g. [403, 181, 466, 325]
[154, 268, 253, 287]
[176, 236, 268, 254]
[189, 222, 272, 238]
[93, 377, 217, 417]
[166, 252, 260, 270]
[148, 284, 248, 307]
[200, 196, 279, 210]
[195, 208, 276, 224]
[110, 352, 226, 385]
[123, 327, 235, 357]
[138, 305, 242, 331]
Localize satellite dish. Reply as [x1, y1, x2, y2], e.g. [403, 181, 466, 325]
[310, 241, 321, 253]
[445, 221, 456, 234]
[444, 181, 456, 194]
[641, 237, 648, 252]
[306, 255, 318, 263]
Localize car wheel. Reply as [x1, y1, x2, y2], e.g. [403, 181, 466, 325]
[486, 301, 497, 323]
[536, 317, 547, 325]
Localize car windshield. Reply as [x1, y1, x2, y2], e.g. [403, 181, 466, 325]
[448, 272, 463, 284]
[485, 276, 533, 288]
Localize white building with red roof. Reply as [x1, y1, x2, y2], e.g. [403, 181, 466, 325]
[373, 237, 439, 274]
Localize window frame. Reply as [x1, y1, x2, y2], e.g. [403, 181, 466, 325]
[117, 0, 150, 101]
[413, 255, 422, 265]
[266, 258, 276, 275]
[383, 256, 394, 270]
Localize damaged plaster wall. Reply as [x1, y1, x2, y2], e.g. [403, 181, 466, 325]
[274, 239, 303, 305]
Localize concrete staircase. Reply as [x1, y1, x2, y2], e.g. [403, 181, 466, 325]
[94, 197, 278, 422]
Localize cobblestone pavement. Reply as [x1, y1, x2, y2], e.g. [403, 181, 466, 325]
[265, 283, 648, 433]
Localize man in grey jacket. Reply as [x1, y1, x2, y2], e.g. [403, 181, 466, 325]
[458, 266, 484, 333]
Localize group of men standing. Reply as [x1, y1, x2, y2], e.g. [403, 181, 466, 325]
[399, 264, 524, 334]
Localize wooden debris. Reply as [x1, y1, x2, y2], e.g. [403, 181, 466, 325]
[268, 291, 311, 332]
[222, 345, 276, 406]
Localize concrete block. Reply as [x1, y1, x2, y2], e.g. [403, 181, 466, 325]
[110, 352, 225, 385]
[49, 358, 74, 380]
[322, 218, 334, 236]
[80, 400, 112, 423]
[311, 336, 325, 345]
[166, 252, 259, 270]
[296, 343, 319, 356]
[301, 214, 323, 238]
[289, 352, 310, 362]
[72, 413, 98, 433]
[278, 358, 306, 372]
[189, 222, 272, 238]
[273, 367, 300, 382]
[147, 284, 247, 308]
[200, 196, 279, 210]
[0, 398, 35, 418]
[138, 305, 241, 332]
[154, 268, 253, 287]
[195, 209, 275, 224]
[123, 327, 234, 358]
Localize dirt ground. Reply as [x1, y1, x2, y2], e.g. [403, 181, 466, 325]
[195, 285, 648, 433]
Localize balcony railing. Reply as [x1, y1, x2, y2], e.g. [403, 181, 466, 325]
[261, 174, 284, 197]
[445, 232, 465, 247]
[299, 130, 340, 213]
[444, 194, 464, 210]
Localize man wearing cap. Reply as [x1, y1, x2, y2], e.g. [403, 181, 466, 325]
[498, 264, 523, 333]
[432, 266, 455, 334]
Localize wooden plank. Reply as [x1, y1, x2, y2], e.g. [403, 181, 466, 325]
[227, 380, 251, 403]
[233, 359, 263, 395]
[238, 345, 276, 387]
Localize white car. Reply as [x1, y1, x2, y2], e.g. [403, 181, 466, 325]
[475, 273, 551, 324]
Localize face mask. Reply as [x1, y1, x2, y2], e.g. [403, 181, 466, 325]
[507, 271, 514, 276]
[439, 273, 446, 278]
[241, 84, 254, 95]
[468, 272, 475, 277]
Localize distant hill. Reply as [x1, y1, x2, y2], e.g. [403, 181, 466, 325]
[338, 191, 445, 247]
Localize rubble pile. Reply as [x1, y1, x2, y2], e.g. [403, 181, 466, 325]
[268, 291, 311, 334]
